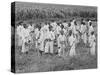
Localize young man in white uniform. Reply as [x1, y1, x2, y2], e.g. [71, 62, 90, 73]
[21, 24, 31, 53]
[44, 25, 55, 54]
[88, 22, 94, 36]
[71, 18, 76, 28]
[16, 25, 24, 46]
[74, 22, 81, 43]
[87, 20, 92, 29]
[50, 21, 57, 31]
[88, 31, 96, 55]
[57, 30, 66, 56]
[80, 22, 87, 44]
[38, 24, 48, 53]
[56, 24, 61, 35]
[34, 27, 40, 49]
[68, 30, 76, 57]
[62, 21, 68, 29]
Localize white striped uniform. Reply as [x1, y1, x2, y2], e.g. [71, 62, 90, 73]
[68, 34, 76, 57]
[88, 34, 96, 55]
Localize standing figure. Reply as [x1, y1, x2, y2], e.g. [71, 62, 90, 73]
[62, 20, 68, 29]
[16, 25, 24, 46]
[68, 30, 76, 57]
[34, 27, 40, 49]
[38, 25, 46, 53]
[57, 31, 66, 56]
[71, 18, 76, 27]
[88, 31, 96, 55]
[87, 19, 92, 29]
[88, 22, 94, 36]
[56, 24, 61, 36]
[80, 22, 87, 44]
[72, 21, 79, 44]
[44, 25, 55, 54]
[21, 24, 31, 53]
[50, 21, 57, 31]
[68, 22, 73, 32]
[27, 24, 33, 32]
[75, 22, 81, 43]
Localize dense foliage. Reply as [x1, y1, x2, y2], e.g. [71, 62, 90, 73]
[15, 4, 97, 21]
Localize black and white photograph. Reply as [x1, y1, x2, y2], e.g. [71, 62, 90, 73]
[11, 1, 97, 73]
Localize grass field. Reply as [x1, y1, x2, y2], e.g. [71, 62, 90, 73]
[14, 21, 97, 73]
[15, 41, 97, 73]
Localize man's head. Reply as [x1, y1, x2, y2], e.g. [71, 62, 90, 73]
[74, 21, 77, 25]
[60, 30, 64, 35]
[49, 25, 52, 31]
[82, 22, 86, 25]
[57, 22, 60, 26]
[89, 22, 92, 26]
[87, 19, 90, 21]
[91, 31, 94, 35]
[72, 18, 75, 21]
[23, 23, 28, 29]
[69, 30, 72, 36]
[68, 23, 71, 27]
[61, 24, 64, 29]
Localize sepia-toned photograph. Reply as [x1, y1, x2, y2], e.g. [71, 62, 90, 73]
[11, 2, 97, 73]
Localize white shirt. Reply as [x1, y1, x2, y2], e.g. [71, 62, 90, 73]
[89, 26, 94, 35]
[88, 20, 92, 26]
[88, 35, 96, 47]
[71, 20, 75, 27]
[45, 31, 55, 41]
[63, 28, 67, 34]
[51, 22, 57, 30]
[28, 25, 34, 32]
[21, 28, 30, 40]
[58, 34, 66, 43]
[68, 34, 76, 46]
[80, 24, 87, 34]
[41, 24, 49, 33]
[38, 30, 44, 43]
[75, 24, 80, 31]
[72, 25, 78, 34]
[16, 25, 24, 37]
[62, 22, 68, 28]
[35, 28, 40, 39]
[56, 25, 61, 35]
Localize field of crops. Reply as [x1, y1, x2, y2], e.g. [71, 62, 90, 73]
[15, 2, 97, 21]
[13, 2, 97, 73]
